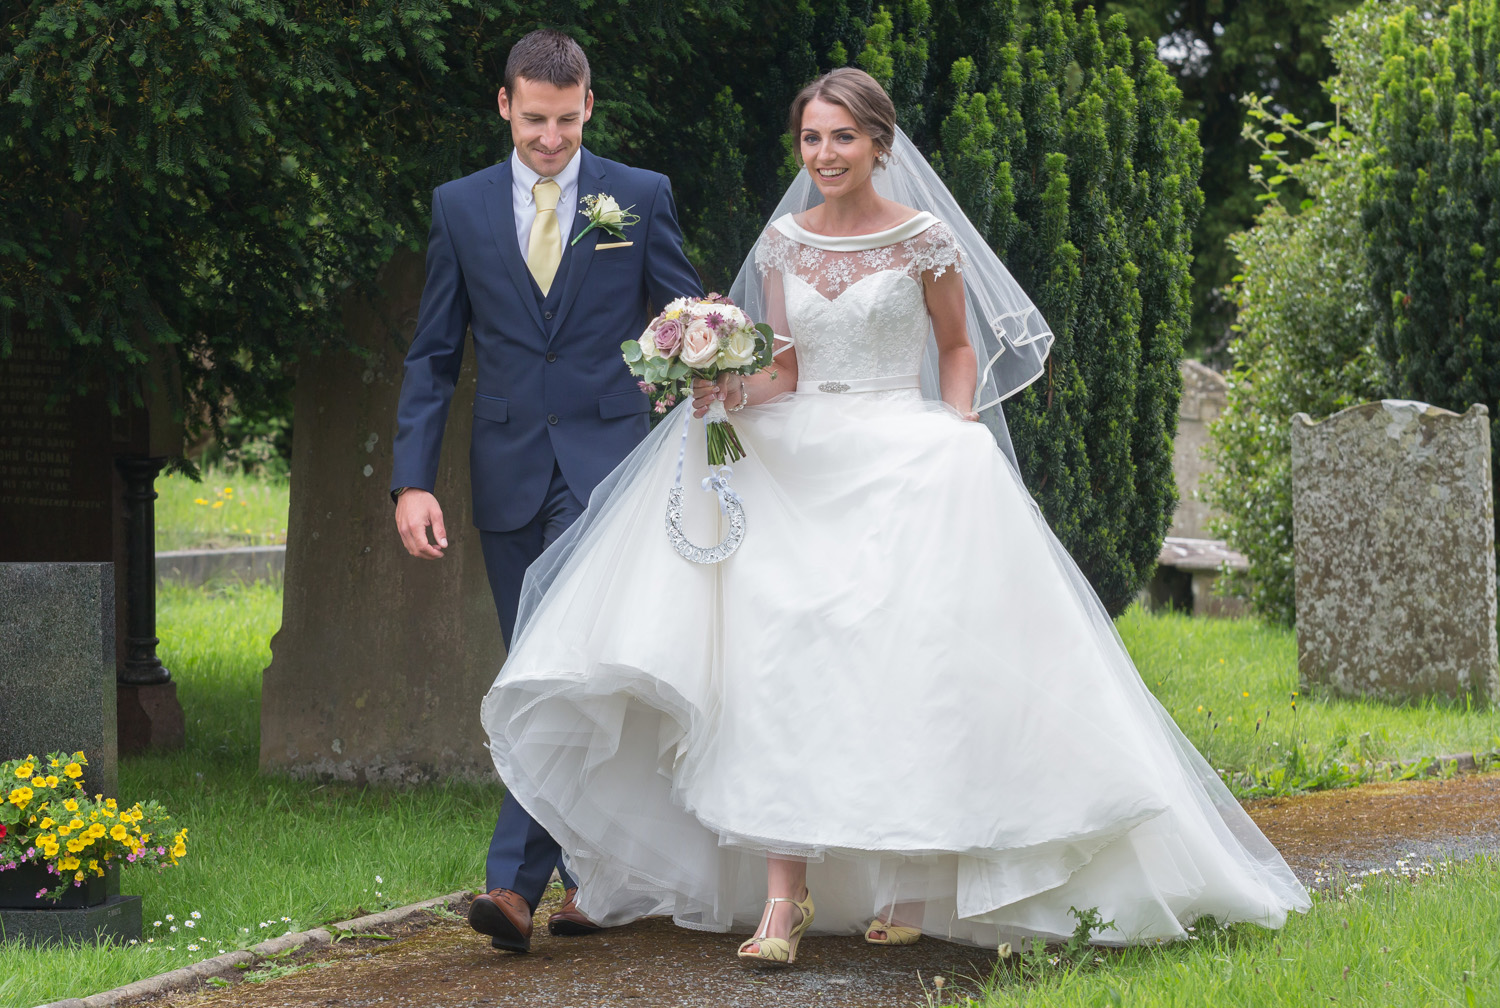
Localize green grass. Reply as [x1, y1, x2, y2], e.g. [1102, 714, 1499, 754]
[154, 466, 289, 551]
[5, 594, 1500, 1007]
[953, 859, 1500, 1007]
[1119, 607, 1500, 795]
[0, 583, 495, 1008]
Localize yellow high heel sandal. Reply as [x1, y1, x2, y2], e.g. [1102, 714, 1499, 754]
[737, 890, 815, 967]
[864, 918, 922, 945]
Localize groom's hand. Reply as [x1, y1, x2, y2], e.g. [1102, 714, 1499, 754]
[395, 489, 449, 559]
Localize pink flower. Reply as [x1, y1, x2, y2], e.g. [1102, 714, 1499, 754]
[654, 318, 684, 356]
[705, 312, 726, 331]
[653, 400, 668, 414]
[637, 380, 654, 394]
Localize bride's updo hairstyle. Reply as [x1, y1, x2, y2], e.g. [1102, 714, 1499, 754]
[789, 68, 896, 159]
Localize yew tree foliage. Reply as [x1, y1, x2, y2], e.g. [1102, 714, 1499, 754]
[927, 0, 1202, 615]
[1362, 0, 1500, 491]
[0, 0, 744, 425]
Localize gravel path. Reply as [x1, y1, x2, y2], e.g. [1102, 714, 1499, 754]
[88, 771, 1500, 1008]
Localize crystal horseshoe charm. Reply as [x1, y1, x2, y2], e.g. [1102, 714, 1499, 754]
[665, 486, 746, 564]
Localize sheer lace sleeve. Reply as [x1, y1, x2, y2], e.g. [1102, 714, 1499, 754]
[903, 220, 964, 280]
[755, 227, 799, 279]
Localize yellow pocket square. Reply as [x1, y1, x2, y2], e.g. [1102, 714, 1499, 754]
[595, 241, 634, 250]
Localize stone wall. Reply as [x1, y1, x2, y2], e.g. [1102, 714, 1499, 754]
[1291, 400, 1498, 703]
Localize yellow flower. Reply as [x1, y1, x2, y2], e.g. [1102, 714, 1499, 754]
[31, 776, 46, 787]
[14, 763, 35, 779]
[110, 824, 129, 841]
[63, 763, 83, 779]
[35, 833, 55, 847]
[59, 856, 80, 871]
[171, 843, 187, 858]
[74, 871, 85, 882]
[49, 759, 60, 768]
[44, 775, 59, 788]
[194, 497, 209, 505]
[67, 838, 86, 853]
[67, 817, 84, 831]
[63, 799, 79, 813]
[224, 487, 235, 494]
[1241, 691, 1249, 698]
[39, 817, 55, 829]
[86, 823, 106, 839]
[105, 798, 118, 810]
[8, 787, 33, 809]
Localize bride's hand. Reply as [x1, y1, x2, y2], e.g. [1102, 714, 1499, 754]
[692, 376, 734, 418]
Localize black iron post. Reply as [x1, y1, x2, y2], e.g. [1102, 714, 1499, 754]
[116, 456, 171, 686]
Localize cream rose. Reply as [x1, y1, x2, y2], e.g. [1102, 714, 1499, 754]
[592, 194, 625, 226]
[680, 320, 719, 368]
[720, 327, 757, 368]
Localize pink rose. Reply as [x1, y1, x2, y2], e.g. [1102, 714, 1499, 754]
[654, 318, 684, 356]
[680, 320, 719, 368]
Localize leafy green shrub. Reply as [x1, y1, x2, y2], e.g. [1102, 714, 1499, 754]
[1206, 0, 1444, 624]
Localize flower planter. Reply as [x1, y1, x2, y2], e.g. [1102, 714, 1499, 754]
[0, 861, 111, 909]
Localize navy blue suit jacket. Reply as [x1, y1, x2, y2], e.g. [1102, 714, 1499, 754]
[391, 149, 703, 531]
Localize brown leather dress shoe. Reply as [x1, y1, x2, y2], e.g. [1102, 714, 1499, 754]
[547, 887, 603, 936]
[467, 888, 533, 952]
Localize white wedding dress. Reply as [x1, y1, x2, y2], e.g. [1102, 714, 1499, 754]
[481, 212, 1310, 946]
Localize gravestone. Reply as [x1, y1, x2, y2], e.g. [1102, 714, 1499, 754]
[1291, 400, 1499, 703]
[260, 252, 503, 784]
[1169, 360, 1229, 539]
[1145, 361, 1245, 616]
[0, 334, 184, 751]
[0, 562, 143, 945]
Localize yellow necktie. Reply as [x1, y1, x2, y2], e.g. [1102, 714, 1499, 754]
[527, 178, 562, 296]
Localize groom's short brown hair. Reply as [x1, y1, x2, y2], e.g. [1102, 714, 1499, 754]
[504, 29, 590, 94]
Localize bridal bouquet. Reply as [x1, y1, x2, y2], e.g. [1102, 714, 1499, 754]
[622, 295, 773, 465]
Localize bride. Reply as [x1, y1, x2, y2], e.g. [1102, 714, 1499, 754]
[481, 67, 1310, 966]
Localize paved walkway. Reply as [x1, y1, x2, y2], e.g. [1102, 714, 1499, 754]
[128, 772, 1500, 1008]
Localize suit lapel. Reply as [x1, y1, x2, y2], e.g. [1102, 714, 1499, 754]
[482, 160, 546, 334]
[546, 149, 609, 340]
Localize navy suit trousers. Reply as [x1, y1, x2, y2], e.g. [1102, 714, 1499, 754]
[479, 463, 586, 906]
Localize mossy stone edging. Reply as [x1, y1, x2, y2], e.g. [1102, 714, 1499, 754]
[33, 890, 467, 1008]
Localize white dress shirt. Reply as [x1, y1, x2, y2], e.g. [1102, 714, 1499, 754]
[510, 148, 582, 253]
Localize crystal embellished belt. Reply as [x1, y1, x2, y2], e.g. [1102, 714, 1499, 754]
[796, 374, 920, 395]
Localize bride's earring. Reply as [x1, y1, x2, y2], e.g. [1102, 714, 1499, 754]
[877, 150, 890, 167]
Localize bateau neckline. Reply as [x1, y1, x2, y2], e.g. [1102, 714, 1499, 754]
[773, 211, 939, 251]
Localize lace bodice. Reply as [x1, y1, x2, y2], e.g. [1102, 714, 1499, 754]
[755, 213, 962, 383]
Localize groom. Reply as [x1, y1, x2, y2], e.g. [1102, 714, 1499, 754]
[389, 29, 701, 953]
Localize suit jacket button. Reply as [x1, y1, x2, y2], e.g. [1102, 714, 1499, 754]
[547, 414, 559, 425]
[546, 352, 557, 362]
[544, 310, 554, 320]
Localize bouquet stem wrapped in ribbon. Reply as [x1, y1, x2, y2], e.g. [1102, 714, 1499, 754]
[622, 294, 774, 465]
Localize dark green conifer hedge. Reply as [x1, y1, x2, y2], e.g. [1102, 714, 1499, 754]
[1362, 0, 1500, 503]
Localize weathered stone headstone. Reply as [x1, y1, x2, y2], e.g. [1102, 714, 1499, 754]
[260, 252, 503, 783]
[0, 562, 143, 944]
[1169, 360, 1229, 539]
[0, 335, 184, 751]
[1145, 361, 1245, 616]
[1291, 401, 1499, 703]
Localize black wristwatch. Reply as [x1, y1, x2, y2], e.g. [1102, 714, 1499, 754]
[391, 487, 409, 505]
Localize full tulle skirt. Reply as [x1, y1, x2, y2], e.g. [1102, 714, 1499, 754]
[480, 392, 1309, 946]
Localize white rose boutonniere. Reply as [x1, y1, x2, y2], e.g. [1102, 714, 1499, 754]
[572, 192, 641, 245]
